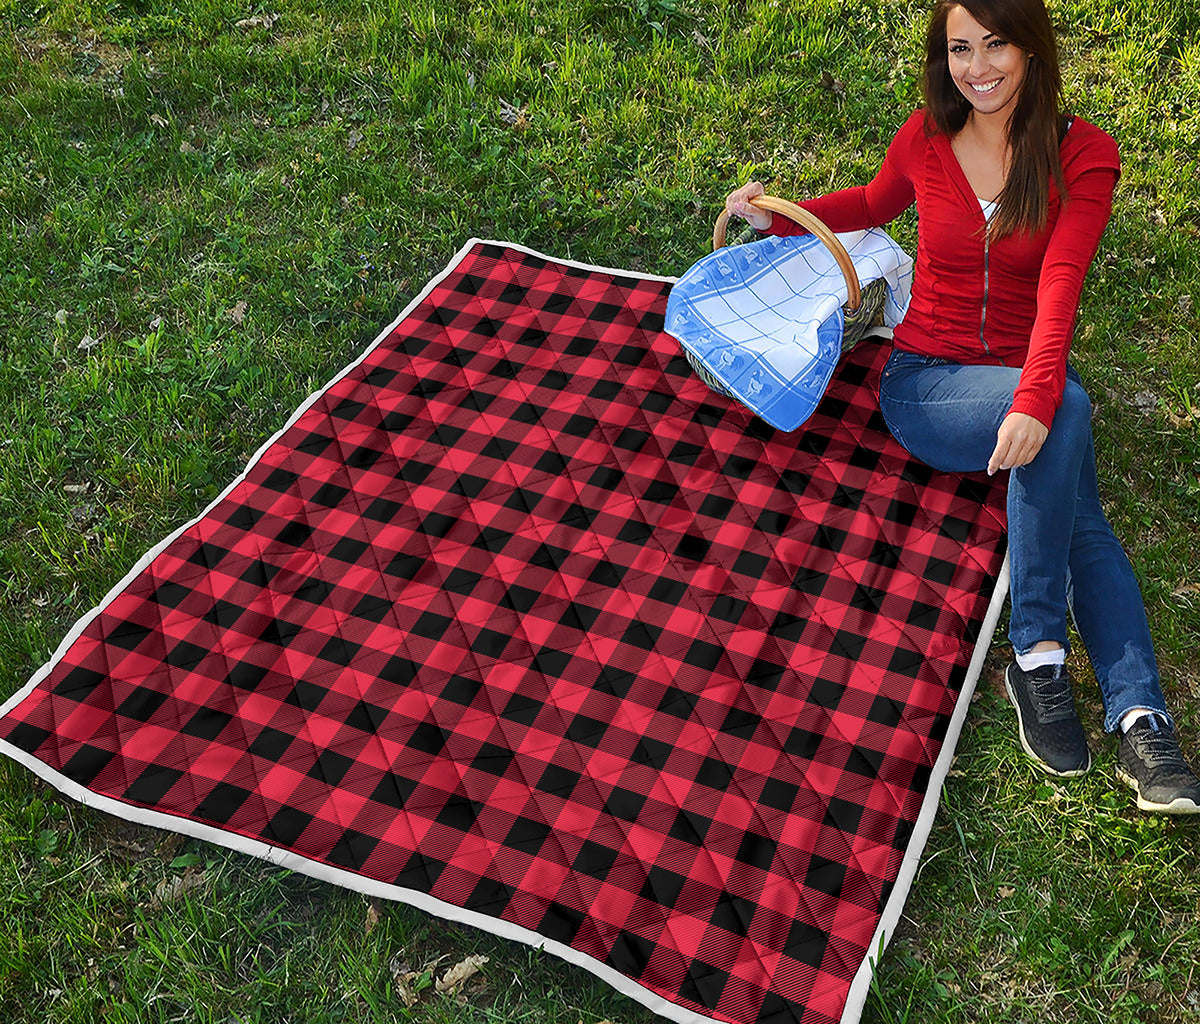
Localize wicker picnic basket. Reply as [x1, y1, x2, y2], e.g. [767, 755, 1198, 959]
[683, 195, 888, 399]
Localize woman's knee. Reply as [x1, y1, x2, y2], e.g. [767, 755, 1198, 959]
[1020, 382, 1092, 478]
[1045, 380, 1092, 448]
[1060, 379, 1092, 422]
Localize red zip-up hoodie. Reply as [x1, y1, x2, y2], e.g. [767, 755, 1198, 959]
[764, 109, 1120, 428]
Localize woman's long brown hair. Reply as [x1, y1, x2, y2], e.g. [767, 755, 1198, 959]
[922, 0, 1068, 239]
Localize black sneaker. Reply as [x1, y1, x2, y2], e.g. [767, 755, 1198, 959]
[1116, 716, 1200, 814]
[1004, 662, 1092, 777]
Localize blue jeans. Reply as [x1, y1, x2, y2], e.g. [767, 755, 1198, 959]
[878, 349, 1168, 732]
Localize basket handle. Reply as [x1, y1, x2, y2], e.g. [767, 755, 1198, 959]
[713, 195, 862, 312]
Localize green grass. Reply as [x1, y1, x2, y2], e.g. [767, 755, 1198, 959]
[2, 0, 1200, 1021]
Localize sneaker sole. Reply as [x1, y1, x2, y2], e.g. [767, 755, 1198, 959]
[1115, 766, 1200, 815]
[1004, 668, 1091, 778]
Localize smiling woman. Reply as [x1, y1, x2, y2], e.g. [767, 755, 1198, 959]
[923, 0, 1066, 239]
[725, 0, 1200, 815]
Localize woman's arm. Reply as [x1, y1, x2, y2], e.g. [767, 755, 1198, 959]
[1007, 164, 1119, 428]
[771, 157, 916, 236]
[727, 111, 922, 234]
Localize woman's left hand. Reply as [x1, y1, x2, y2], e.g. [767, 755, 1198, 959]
[987, 412, 1049, 475]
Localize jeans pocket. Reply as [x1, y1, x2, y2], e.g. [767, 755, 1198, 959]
[877, 390, 912, 453]
[878, 376, 921, 448]
[882, 350, 941, 387]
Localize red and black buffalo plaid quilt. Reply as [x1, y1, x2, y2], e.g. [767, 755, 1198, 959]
[0, 241, 1009, 1024]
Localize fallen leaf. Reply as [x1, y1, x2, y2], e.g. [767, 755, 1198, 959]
[347, 128, 364, 151]
[70, 502, 96, 524]
[149, 113, 168, 128]
[393, 975, 419, 1007]
[179, 140, 197, 154]
[1131, 390, 1157, 413]
[819, 71, 845, 96]
[365, 898, 382, 935]
[236, 12, 279, 30]
[78, 333, 100, 350]
[227, 300, 248, 324]
[151, 868, 208, 907]
[436, 953, 488, 994]
[498, 98, 527, 127]
[388, 953, 425, 1008]
[55, 308, 69, 325]
[997, 886, 1016, 899]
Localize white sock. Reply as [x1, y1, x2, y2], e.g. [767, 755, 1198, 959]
[1015, 648, 1066, 673]
[1120, 709, 1164, 733]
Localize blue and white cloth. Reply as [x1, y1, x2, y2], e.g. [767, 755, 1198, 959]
[665, 229, 914, 431]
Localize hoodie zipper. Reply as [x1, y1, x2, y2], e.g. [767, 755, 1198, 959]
[979, 226, 991, 357]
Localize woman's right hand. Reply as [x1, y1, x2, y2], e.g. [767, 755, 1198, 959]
[725, 181, 774, 232]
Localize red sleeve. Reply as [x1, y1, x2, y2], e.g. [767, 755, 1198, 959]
[765, 111, 921, 237]
[1007, 130, 1121, 427]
